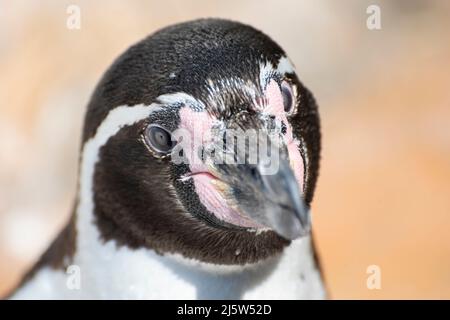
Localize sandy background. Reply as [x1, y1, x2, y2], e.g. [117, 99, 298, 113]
[1, 0, 449, 299]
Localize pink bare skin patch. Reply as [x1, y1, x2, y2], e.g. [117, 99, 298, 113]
[264, 80, 305, 192]
[178, 107, 261, 228]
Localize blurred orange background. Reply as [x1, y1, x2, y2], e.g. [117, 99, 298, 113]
[1, 0, 449, 299]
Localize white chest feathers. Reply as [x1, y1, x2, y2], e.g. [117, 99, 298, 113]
[11, 235, 325, 300]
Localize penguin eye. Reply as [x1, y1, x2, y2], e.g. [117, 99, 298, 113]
[281, 81, 295, 113]
[143, 124, 175, 155]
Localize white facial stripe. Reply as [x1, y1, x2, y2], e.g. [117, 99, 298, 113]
[259, 61, 274, 89]
[260, 55, 296, 89]
[157, 92, 205, 111]
[277, 56, 295, 75]
[204, 77, 261, 114]
[77, 103, 162, 250]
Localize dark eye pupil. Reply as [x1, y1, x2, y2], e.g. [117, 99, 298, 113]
[145, 125, 174, 153]
[155, 131, 167, 145]
[281, 84, 293, 112]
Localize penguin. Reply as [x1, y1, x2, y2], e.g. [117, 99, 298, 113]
[9, 18, 326, 299]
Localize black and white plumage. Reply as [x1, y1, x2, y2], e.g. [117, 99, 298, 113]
[10, 19, 325, 299]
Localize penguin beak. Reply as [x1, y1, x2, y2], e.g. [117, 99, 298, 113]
[233, 157, 310, 240]
[207, 139, 310, 240]
[256, 158, 311, 240]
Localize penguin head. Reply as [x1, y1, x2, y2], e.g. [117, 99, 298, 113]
[82, 19, 320, 265]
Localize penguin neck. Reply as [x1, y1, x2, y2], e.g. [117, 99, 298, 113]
[13, 187, 324, 300]
[73, 199, 326, 299]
